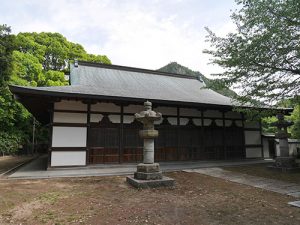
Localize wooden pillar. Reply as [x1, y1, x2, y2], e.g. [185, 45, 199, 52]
[222, 111, 226, 160]
[48, 107, 54, 169]
[201, 109, 204, 159]
[259, 119, 264, 158]
[241, 113, 246, 158]
[176, 106, 180, 161]
[86, 102, 91, 165]
[119, 105, 124, 163]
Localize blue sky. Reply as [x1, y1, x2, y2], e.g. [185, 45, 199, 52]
[0, 0, 238, 76]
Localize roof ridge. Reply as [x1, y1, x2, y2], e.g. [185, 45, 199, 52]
[76, 60, 198, 80]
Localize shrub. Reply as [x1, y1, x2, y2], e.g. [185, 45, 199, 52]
[0, 131, 22, 155]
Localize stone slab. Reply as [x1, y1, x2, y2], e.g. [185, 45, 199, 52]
[137, 163, 160, 173]
[9, 157, 271, 179]
[139, 130, 159, 139]
[126, 176, 175, 189]
[186, 167, 300, 197]
[287, 192, 300, 198]
[134, 171, 162, 180]
[288, 201, 300, 208]
[268, 166, 300, 173]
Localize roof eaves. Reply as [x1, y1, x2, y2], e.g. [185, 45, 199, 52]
[9, 85, 234, 109]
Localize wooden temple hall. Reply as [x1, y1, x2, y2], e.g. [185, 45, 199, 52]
[10, 61, 265, 168]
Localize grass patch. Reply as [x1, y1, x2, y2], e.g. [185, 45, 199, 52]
[37, 192, 62, 205]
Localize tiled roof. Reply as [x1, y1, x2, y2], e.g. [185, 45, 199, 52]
[11, 61, 234, 107]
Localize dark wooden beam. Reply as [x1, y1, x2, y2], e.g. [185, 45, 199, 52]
[48, 107, 54, 169]
[241, 113, 246, 158]
[259, 119, 264, 158]
[176, 107, 180, 161]
[119, 105, 124, 163]
[222, 111, 226, 160]
[86, 102, 91, 165]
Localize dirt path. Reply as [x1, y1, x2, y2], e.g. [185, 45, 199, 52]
[0, 156, 35, 175]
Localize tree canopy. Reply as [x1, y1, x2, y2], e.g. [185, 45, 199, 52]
[0, 27, 111, 154]
[158, 62, 237, 98]
[204, 0, 300, 106]
[12, 32, 111, 86]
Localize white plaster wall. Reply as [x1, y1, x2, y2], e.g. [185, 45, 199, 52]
[54, 100, 87, 111]
[154, 117, 163, 125]
[90, 114, 103, 123]
[203, 110, 222, 118]
[52, 127, 87, 147]
[245, 131, 261, 145]
[244, 121, 260, 129]
[203, 119, 212, 126]
[51, 151, 86, 166]
[262, 138, 270, 158]
[215, 119, 223, 127]
[168, 117, 178, 125]
[246, 148, 262, 158]
[154, 106, 177, 116]
[91, 102, 120, 112]
[276, 142, 300, 157]
[234, 120, 243, 127]
[180, 118, 189, 125]
[224, 120, 232, 127]
[124, 104, 144, 113]
[108, 115, 121, 123]
[53, 112, 87, 124]
[180, 108, 201, 117]
[225, 111, 242, 119]
[290, 143, 300, 156]
[123, 115, 135, 124]
[193, 119, 202, 126]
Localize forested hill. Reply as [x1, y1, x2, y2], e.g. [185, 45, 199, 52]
[158, 62, 237, 98]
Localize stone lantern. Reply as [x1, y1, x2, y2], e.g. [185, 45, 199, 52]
[269, 113, 300, 172]
[126, 101, 175, 188]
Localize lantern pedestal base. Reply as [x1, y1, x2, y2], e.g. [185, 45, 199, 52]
[126, 176, 175, 189]
[268, 157, 300, 173]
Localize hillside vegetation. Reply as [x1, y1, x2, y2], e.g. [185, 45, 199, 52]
[158, 62, 237, 98]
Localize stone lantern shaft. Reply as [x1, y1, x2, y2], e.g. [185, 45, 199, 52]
[134, 101, 161, 164]
[126, 101, 175, 188]
[269, 113, 299, 172]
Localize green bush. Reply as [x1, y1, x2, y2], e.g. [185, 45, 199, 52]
[0, 131, 22, 155]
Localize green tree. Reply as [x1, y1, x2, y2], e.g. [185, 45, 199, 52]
[0, 25, 29, 155]
[12, 32, 111, 86]
[15, 32, 111, 72]
[204, 0, 300, 106]
[10, 51, 43, 86]
[1, 29, 112, 154]
[158, 62, 237, 98]
[0, 25, 15, 85]
[290, 104, 300, 139]
[42, 70, 68, 86]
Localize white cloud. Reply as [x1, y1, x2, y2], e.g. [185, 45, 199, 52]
[0, 0, 237, 77]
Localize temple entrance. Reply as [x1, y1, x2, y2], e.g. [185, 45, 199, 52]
[122, 120, 143, 163]
[88, 115, 245, 164]
[88, 115, 120, 164]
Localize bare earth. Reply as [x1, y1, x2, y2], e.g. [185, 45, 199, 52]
[0, 172, 299, 225]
